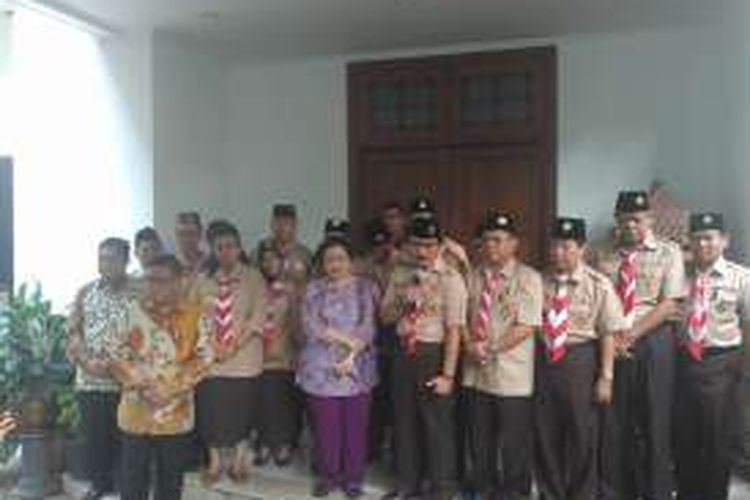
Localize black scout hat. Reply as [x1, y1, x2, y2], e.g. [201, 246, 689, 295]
[551, 217, 587, 243]
[409, 196, 437, 219]
[689, 212, 725, 233]
[409, 217, 442, 241]
[324, 217, 351, 239]
[615, 191, 650, 215]
[482, 210, 518, 236]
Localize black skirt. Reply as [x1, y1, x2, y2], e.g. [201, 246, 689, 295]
[196, 376, 259, 447]
[257, 370, 302, 448]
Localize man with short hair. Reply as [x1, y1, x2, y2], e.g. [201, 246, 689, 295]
[251, 204, 312, 289]
[380, 217, 467, 500]
[175, 212, 207, 275]
[674, 212, 750, 500]
[380, 202, 408, 250]
[593, 191, 687, 500]
[408, 196, 471, 279]
[67, 237, 135, 500]
[462, 211, 542, 499]
[111, 254, 214, 500]
[133, 227, 163, 274]
[536, 218, 624, 500]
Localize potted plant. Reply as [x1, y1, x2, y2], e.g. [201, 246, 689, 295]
[55, 385, 86, 481]
[0, 284, 76, 497]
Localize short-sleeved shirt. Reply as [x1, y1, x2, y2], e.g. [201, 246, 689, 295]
[383, 258, 468, 344]
[594, 234, 687, 321]
[114, 301, 214, 436]
[356, 254, 395, 293]
[683, 257, 750, 348]
[441, 236, 472, 280]
[542, 264, 628, 344]
[462, 260, 543, 397]
[259, 280, 299, 371]
[194, 266, 266, 378]
[251, 238, 313, 289]
[69, 280, 136, 392]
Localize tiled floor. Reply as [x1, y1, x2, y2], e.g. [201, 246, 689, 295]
[58, 467, 750, 500]
[7, 458, 750, 499]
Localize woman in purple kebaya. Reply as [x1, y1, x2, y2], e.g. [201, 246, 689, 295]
[297, 237, 380, 499]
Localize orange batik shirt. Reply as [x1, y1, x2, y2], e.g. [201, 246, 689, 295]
[112, 300, 214, 436]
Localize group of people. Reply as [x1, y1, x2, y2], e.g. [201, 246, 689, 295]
[65, 190, 750, 500]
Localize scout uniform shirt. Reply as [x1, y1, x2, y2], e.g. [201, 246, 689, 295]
[258, 280, 299, 372]
[113, 301, 214, 436]
[194, 265, 266, 378]
[462, 260, 543, 397]
[683, 257, 750, 348]
[382, 257, 468, 346]
[542, 264, 628, 345]
[252, 238, 313, 290]
[593, 232, 687, 323]
[357, 253, 396, 293]
[441, 236, 472, 280]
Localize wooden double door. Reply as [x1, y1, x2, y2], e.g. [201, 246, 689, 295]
[348, 47, 557, 265]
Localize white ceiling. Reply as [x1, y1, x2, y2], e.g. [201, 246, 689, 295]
[46, 0, 723, 59]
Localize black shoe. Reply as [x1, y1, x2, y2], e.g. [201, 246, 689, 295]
[273, 446, 293, 467]
[312, 483, 332, 497]
[253, 447, 271, 466]
[381, 491, 420, 500]
[345, 486, 364, 498]
[83, 490, 111, 500]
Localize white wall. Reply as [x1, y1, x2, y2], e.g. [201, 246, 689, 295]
[153, 6, 750, 257]
[10, 10, 155, 308]
[100, 29, 155, 233]
[152, 34, 226, 249]
[221, 58, 348, 249]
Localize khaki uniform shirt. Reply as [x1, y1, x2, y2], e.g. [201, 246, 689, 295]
[542, 264, 628, 344]
[382, 257, 468, 344]
[462, 260, 543, 397]
[683, 257, 750, 347]
[259, 281, 299, 371]
[593, 233, 687, 322]
[357, 254, 396, 293]
[195, 266, 266, 378]
[251, 238, 312, 290]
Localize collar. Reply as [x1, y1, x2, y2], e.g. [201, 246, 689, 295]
[641, 232, 659, 251]
[425, 256, 449, 274]
[694, 256, 728, 278]
[216, 264, 244, 282]
[484, 259, 517, 279]
[548, 264, 585, 285]
[96, 277, 128, 293]
[615, 231, 658, 253]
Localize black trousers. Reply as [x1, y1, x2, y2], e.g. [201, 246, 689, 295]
[599, 325, 675, 500]
[120, 432, 191, 500]
[466, 388, 532, 497]
[674, 347, 743, 500]
[78, 391, 120, 494]
[392, 342, 456, 495]
[535, 342, 599, 500]
[257, 370, 301, 449]
[370, 324, 397, 460]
